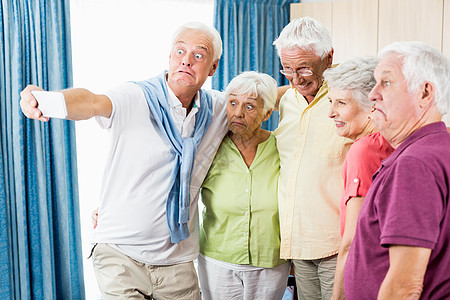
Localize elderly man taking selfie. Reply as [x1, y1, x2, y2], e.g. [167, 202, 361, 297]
[20, 22, 228, 300]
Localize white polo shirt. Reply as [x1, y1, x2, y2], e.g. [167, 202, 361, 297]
[92, 79, 227, 265]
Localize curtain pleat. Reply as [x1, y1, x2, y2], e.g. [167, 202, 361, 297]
[213, 0, 299, 130]
[0, 0, 84, 298]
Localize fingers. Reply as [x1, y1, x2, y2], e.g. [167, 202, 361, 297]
[19, 85, 49, 122]
[92, 208, 99, 229]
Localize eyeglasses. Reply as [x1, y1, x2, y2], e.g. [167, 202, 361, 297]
[280, 69, 313, 77]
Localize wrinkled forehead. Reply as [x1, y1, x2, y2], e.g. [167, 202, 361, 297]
[280, 47, 321, 59]
[173, 29, 214, 52]
[375, 53, 404, 77]
[328, 86, 354, 99]
[228, 92, 259, 100]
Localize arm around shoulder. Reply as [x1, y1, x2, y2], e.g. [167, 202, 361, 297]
[274, 85, 290, 111]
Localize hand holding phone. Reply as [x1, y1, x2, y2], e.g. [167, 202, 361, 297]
[31, 91, 68, 119]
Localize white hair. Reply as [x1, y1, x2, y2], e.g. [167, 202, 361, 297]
[379, 41, 450, 115]
[323, 56, 378, 112]
[225, 71, 277, 113]
[273, 17, 332, 58]
[171, 22, 223, 61]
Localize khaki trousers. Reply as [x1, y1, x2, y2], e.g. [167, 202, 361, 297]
[91, 243, 201, 300]
[292, 254, 337, 300]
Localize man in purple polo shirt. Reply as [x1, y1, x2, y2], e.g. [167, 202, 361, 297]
[344, 41, 450, 299]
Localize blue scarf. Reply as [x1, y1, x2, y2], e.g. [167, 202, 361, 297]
[134, 71, 213, 243]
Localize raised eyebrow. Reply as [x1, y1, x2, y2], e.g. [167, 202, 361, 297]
[175, 41, 209, 53]
[229, 94, 257, 101]
[194, 45, 209, 52]
[375, 74, 391, 85]
[175, 40, 186, 46]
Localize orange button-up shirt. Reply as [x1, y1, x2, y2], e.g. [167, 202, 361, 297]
[275, 83, 353, 260]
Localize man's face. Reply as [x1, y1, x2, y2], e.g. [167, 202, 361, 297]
[369, 53, 422, 145]
[168, 29, 218, 93]
[280, 47, 332, 101]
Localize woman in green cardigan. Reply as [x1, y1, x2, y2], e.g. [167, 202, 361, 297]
[198, 71, 290, 300]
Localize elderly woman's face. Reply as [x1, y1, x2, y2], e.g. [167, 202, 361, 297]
[226, 93, 269, 138]
[328, 87, 371, 140]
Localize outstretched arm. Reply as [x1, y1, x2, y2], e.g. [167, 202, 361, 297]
[20, 85, 112, 121]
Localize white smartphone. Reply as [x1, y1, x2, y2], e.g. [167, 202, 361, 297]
[31, 91, 68, 119]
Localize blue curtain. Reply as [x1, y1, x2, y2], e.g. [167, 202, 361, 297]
[213, 0, 299, 130]
[0, 0, 85, 299]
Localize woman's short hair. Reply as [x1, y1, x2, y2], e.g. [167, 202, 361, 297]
[323, 56, 378, 112]
[225, 71, 277, 113]
[172, 22, 223, 61]
[273, 17, 332, 58]
[379, 41, 450, 115]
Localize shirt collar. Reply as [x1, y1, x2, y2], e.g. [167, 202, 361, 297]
[382, 121, 447, 167]
[165, 76, 200, 109]
[293, 80, 328, 108]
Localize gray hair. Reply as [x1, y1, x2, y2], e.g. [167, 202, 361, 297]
[273, 17, 332, 58]
[225, 71, 277, 113]
[323, 56, 378, 112]
[171, 22, 223, 61]
[379, 41, 450, 115]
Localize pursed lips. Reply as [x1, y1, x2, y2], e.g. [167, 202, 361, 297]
[230, 120, 245, 126]
[176, 68, 194, 77]
[372, 105, 384, 115]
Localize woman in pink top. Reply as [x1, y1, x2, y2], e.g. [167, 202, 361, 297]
[324, 57, 394, 300]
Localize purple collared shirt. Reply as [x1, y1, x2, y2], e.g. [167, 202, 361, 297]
[345, 122, 450, 300]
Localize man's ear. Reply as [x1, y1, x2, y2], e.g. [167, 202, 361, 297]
[419, 81, 435, 108]
[208, 59, 219, 76]
[326, 48, 334, 68]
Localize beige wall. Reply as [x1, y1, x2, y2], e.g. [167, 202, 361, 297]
[291, 1, 332, 30]
[291, 0, 450, 125]
[444, 0, 450, 125]
[443, 0, 450, 59]
[291, 0, 448, 61]
[332, 0, 378, 63]
[378, 0, 443, 51]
